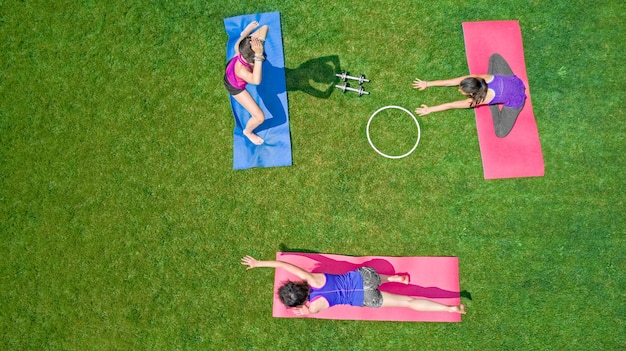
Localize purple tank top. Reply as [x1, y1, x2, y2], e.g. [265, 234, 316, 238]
[488, 74, 526, 109]
[225, 54, 251, 89]
[309, 270, 364, 307]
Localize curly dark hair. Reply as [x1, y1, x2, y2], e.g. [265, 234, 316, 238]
[277, 281, 310, 307]
[459, 77, 488, 107]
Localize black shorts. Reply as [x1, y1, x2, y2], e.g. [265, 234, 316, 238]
[224, 74, 245, 96]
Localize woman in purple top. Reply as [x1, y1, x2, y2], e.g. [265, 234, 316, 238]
[241, 255, 466, 316]
[412, 54, 526, 137]
[223, 22, 269, 145]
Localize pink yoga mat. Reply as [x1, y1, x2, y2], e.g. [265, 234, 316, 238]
[463, 20, 544, 179]
[272, 252, 462, 322]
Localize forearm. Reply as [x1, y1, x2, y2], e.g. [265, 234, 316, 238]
[426, 77, 466, 87]
[240, 26, 256, 38]
[249, 63, 263, 85]
[430, 100, 472, 113]
[255, 260, 306, 278]
[242, 255, 316, 282]
[254, 260, 285, 269]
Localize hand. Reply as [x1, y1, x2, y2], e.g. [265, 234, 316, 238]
[241, 255, 259, 269]
[415, 104, 431, 116]
[291, 305, 310, 316]
[412, 78, 428, 90]
[251, 37, 264, 55]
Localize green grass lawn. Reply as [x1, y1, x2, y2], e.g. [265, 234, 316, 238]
[1, 0, 624, 350]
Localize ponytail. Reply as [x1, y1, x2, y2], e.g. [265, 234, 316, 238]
[460, 77, 488, 107]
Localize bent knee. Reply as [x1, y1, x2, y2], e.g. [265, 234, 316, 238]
[253, 112, 265, 122]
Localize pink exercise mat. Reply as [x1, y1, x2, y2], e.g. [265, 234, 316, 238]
[272, 252, 462, 322]
[463, 20, 544, 179]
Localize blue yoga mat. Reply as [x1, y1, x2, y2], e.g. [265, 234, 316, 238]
[224, 12, 292, 170]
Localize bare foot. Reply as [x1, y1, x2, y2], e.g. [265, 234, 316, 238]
[243, 130, 264, 145]
[451, 304, 467, 314]
[388, 275, 410, 284]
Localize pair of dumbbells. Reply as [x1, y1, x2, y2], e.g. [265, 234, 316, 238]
[335, 71, 370, 97]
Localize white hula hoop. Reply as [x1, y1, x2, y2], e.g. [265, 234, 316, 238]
[366, 105, 421, 159]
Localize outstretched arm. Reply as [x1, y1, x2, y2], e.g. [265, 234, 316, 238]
[413, 76, 471, 90]
[241, 256, 323, 285]
[415, 98, 473, 116]
[413, 74, 492, 90]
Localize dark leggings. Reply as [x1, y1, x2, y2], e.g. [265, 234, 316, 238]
[488, 54, 524, 138]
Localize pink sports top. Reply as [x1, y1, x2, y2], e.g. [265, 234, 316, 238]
[225, 54, 252, 90]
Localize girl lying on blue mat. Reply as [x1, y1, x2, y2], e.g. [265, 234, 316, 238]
[224, 22, 269, 145]
[241, 255, 466, 315]
[412, 54, 526, 138]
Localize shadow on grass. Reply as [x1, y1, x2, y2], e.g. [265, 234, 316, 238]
[460, 290, 472, 300]
[279, 243, 321, 253]
[285, 55, 341, 99]
[243, 56, 341, 133]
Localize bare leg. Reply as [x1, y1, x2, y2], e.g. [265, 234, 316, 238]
[379, 274, 409, 285]
[380, 292, 466, 313]
[232, 90, 265, 145]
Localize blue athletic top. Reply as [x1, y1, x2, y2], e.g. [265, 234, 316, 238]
[309, 270, 364, 307]
[488, 74, 526, 109]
